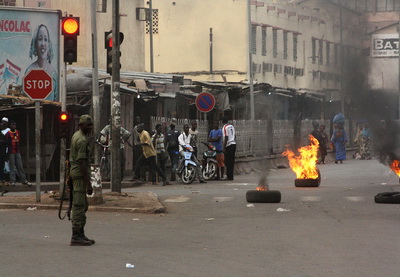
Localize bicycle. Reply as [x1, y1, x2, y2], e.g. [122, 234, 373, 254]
[97, 140, 111, 181]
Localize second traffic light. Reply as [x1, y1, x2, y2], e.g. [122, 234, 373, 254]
[104, 31, 124, 75]
[62, 16, 80, 64]
[59, 112, 69, 139]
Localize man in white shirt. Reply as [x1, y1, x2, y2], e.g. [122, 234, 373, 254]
[178, 124, 206, 183]
[222, 117, 236, 180]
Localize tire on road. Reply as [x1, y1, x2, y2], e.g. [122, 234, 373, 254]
[295, 168, 321, 187]
[374, 192, 400, 204]
[246, 190, 281, 203]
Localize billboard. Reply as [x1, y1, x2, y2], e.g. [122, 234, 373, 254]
[371, 34, 399, 58]
[0, 7, 60, 101]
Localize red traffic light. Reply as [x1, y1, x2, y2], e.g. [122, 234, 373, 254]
[60, 112, 68, 121]
[62, 17, 80, 35]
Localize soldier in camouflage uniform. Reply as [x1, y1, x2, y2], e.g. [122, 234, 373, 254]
[69, 115, 94, 246]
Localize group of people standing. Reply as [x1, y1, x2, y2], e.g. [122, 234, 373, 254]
[310, 119, 349, 164]
[0, 117, 32, 187]
[131, 117, 237, 184]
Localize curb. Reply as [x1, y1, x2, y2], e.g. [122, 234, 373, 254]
[0, 202, 166, 214]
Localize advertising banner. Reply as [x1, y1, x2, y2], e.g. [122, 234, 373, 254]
[371, 34, 399, 58]
[0, 8, 60, 101]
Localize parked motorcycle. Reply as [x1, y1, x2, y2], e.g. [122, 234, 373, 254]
[201, 142, 218, 181]
[176, 145, 197, 184]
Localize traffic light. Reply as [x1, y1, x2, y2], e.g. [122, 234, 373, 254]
[59, 112, 69, 139]
[104, 31, 124, 75]
[62, 16, 80, 64]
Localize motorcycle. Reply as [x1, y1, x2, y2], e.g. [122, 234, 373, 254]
[201, 142, 218, 181]
[176, 145, 198, 184]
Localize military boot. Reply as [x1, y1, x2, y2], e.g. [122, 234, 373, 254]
[81, 227, 95, 244]
[70, 229, 92, 246]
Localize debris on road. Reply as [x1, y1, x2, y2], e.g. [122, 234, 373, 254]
[205, 218, 214, 221]
[246, 204, 254, 207]
[277, 208, 290, 212]
[26, 207, 37, 211]
[126, 263, 135, 269]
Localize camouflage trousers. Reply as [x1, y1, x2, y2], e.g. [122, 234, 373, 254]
[71, 178, 88, 231]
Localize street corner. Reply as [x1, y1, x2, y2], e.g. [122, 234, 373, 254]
[0, 191, 166, 214]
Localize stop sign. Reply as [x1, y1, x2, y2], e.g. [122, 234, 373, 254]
[23, 69, 53, 100]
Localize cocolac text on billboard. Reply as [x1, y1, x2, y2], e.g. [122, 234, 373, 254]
[371, 34, 399, 58]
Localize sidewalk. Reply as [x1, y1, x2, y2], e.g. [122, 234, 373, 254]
[0, 180, 165, 214]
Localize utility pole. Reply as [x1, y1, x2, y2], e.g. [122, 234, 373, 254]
[398, 7, 400, 119]
[210, 28, 213, 74]
[247, 0, 255, 121]
[91, 0, 100, 164]
[111, 0, 122, 192]
[149, 0, 154, 73]
[340, 0, 345, 116]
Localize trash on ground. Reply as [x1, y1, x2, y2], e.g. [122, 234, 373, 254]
[233, 188, 239, 190]
[205, 218, 214, 221]
[381, 183, 387, 185]
[191, 191, 200, 194]
[126, 263, 135, 269]
[247, 204, 254, 208]
[132, 218, 140, 221]
[26, 207, 37, 211]
[277, 208, 290, 212]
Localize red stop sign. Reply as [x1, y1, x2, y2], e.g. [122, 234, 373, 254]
[23, 69, 53, 100]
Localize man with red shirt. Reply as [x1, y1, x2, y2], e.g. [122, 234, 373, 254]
[5, 120, 31, 186]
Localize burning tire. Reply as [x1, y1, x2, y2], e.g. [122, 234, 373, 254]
[374, 192, 400, 204]
[246, 190, 281, 203]
[294, 168, 321, 187]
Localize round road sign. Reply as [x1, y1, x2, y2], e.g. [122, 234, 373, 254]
[195, 92, 215, 113]
[23, 69, 53, 100]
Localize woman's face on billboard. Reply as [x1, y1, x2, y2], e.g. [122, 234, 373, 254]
[36, 26, 49, 60]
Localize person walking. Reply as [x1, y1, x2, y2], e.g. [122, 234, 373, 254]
[69, 115, 95, 246]
[208, 120, 225, 180]
[152, 124, 169, 184]
[5, 120, 31, 186]
[318, 124, 329, 164]
[165, 121, 180, 181]
[310, 121, 323, 164]
[360, 123, 371, 160]
[222, 117, 236, 180]
[178, 124, 206, 183]
[133, 124, 168, 186]
[331, 123, 347, 164]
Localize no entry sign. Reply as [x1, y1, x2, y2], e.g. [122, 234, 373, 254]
[195, 92, 215, 112]
[23, 69, 53, 100]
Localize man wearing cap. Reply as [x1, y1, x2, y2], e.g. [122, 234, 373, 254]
[69, 114, 95, 246]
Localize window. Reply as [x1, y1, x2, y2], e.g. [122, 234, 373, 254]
[312, 38, 317, 64]
[262, 27, 267, 56]
[273, 29, 278, 58]
[318, 40, 323, 65]
[334, 44, 339, 66]
[263, 63, 273, 72]
[251, 25, 257, 54]
[274, 64, 282, 73]
[283, 31, 288, 60]
[326, 42, 330, 66]
[293, 34, 298, 62]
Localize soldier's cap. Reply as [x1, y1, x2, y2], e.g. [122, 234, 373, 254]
[1, 117, 8, 122]
[79, 114, 93, 126]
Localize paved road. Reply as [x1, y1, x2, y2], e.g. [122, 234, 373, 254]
[1, 159, 400, 277]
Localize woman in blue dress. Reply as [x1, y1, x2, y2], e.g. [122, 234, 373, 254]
[331, 123, 347, 163]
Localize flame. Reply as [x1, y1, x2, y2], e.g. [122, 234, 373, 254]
[256, 186, 269, 191]
[282, 135, 319, 179]
[390, 160, 400, 177]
